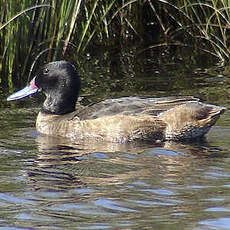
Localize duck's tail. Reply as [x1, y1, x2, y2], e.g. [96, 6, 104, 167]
[158, 102, 226, 141]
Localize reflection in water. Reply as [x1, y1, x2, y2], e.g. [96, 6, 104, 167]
[33, 132, 227, 190]
[0, 112, 230, 229]
[12, 132, 226, 229]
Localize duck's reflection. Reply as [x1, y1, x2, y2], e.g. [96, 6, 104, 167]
[24, 132, 230, 222]
[28, 133, 224, 192]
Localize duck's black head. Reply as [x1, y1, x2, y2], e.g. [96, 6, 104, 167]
[7, 61, 81, 115]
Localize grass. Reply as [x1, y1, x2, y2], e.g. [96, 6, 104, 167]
[148, 0, 230, 61]
[178, 0, 230, 60]
[1, 0, 230, 92]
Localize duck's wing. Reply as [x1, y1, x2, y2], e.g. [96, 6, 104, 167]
[76, 96, 200, 120]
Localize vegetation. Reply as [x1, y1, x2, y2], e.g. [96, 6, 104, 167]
[1, 0, 230, 93]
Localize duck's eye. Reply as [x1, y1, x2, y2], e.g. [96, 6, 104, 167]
[43, 68, 49, 74]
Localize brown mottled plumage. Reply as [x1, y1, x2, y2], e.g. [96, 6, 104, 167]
[7, 61, 226, 143]
[35, 97, 225, 142]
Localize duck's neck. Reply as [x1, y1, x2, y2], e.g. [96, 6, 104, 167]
[41, 94, 77, 115]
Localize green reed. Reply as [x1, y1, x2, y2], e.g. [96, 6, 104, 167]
[1, 0, 230, 92]
[153, 0, 230, 61]
[0, 0, 142, 85]
[178, 0, 230, 61]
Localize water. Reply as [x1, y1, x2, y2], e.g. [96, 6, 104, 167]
[1, 49, 230, 229]
[1, 116, 230, 230]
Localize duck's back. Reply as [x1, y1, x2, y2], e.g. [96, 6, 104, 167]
[76, 96, 200, 120]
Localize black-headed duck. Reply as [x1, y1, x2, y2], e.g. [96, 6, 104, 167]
[7, 61, 226, 143]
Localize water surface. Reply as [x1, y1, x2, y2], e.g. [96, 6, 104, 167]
[1, 49, 230, 229]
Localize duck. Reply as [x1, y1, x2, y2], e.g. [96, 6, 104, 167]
[7, 60, 226, 143]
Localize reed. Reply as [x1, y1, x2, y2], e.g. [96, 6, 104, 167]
[152, 0, 230, 61]
[178, 0, 230, 60]
[0, 0, 144, 86]
[1, 0, 230, 93]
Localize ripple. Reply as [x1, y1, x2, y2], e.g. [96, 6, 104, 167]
[199, 217, 230, 229]
[94, 199, 137, 212]
[205, 207, 230, 212]
[0, 193, 34, 205]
